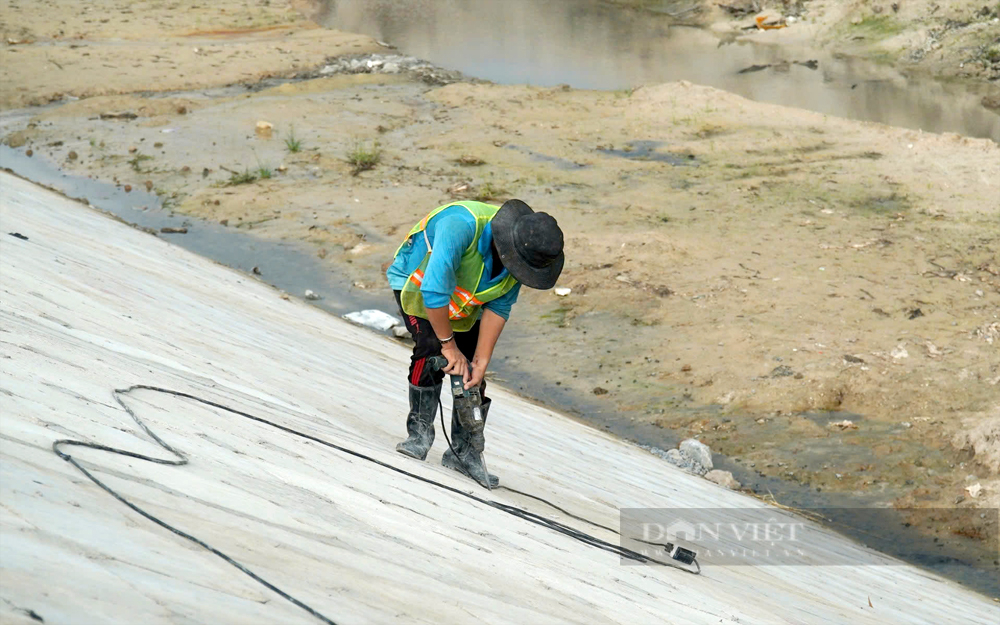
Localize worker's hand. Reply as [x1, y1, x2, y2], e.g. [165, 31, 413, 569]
[441, 342, 470, 385]
[465, 354, 489, 390]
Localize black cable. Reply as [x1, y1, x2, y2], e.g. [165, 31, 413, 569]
[53, 384, 699, 625]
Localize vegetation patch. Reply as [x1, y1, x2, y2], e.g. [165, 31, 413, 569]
[347, 141, 382, 175]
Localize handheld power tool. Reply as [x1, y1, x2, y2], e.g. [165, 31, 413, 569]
[427, 355, 492, 490]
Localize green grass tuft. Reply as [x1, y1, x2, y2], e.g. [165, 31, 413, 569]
[284, 126, 302, 153]
[346, 141, 381, 175]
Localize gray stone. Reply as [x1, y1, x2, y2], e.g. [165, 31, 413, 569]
[679, 438, 713, 472]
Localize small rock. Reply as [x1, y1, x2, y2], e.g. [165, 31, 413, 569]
[180, 165, 190, 173]
[554, 287, 572, 296]
[844, 354, 865, 364]
[159, 226, 187, 234]
[153, 142, 163, 148]
[966, 483, 982, 498]
[251, 266, 261, 275]
[901, 421, 912, 428]
[25, 149, 33, 157]
[123, 184, 132, 192]
[67, 150, 78, 160]
[277, 164, 287, 172]
[681, 364, 692, 372]
[592, 386, 609, 395]
[769, 365, 794, 378]
[679, 439, 713, 472]
[891, 344, 909, 359]
[100, 111, 137, 120]
[982, 95, 1000, 111]
[279, 292, 290, 301]
[128, 146, 137, 153]
[176, 105, 188, 115]
[219, 219, 228, 226]
[304, 289, 320, 300]
[704, 469, 741, 489]
[317, 248, 327, 259]
[144, 180, 153, 192]
[255, 120, 274, 139]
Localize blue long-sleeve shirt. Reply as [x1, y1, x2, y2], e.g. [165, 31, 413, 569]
[387, 206, 521, 320]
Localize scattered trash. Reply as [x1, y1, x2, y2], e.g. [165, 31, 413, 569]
[316, 53, 467, 86]
[901, 422, 912, 428]
[966, 483, 983, 498]
[829, 420, 858, 431]
[755, 15, 787, 30]
[554, 287, 572, 296]
[343, 309, 400, 332]
[8, 232, 28, 241]
[159, 227, 187, 234]
[255, 121, 274, 139]
[704, 469, 741, 489]
[891, 344, 909, 359]
[304, 289, 321, 300]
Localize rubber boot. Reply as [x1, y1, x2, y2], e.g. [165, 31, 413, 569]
[442, 398, 499, 488]
[395, 383, 441, 461]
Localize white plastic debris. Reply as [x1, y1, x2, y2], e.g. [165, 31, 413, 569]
[391, 325, 412, 339]
[829, 419, 858, 430]
[343, 309, 400, 332]
[554, 287, 572, 296]
[966, 483, 982, 498]
[304, 290, 320, 300]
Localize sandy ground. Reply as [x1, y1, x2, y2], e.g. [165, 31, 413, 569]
[2, 0, 998, 533]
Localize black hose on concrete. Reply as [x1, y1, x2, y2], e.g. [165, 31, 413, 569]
[53, 384, 699, 625]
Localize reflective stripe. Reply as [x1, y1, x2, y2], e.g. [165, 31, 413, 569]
[410, 269, 424, 285]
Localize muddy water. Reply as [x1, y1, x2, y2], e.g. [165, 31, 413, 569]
[319, 0, 1000, 141]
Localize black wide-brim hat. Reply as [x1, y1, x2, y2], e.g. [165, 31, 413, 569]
[491, 199, 565, 290]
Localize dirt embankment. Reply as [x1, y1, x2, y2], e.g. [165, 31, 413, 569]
[610, 0, 1000, 87]
[2, 1, 998, 522]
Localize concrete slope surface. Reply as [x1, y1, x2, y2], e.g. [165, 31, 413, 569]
[1, 171, 996, 624]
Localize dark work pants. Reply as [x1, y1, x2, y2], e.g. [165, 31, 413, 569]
[393, 291, 487, 400]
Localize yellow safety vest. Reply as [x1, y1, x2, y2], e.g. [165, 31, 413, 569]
[396, 202, 519, 331]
